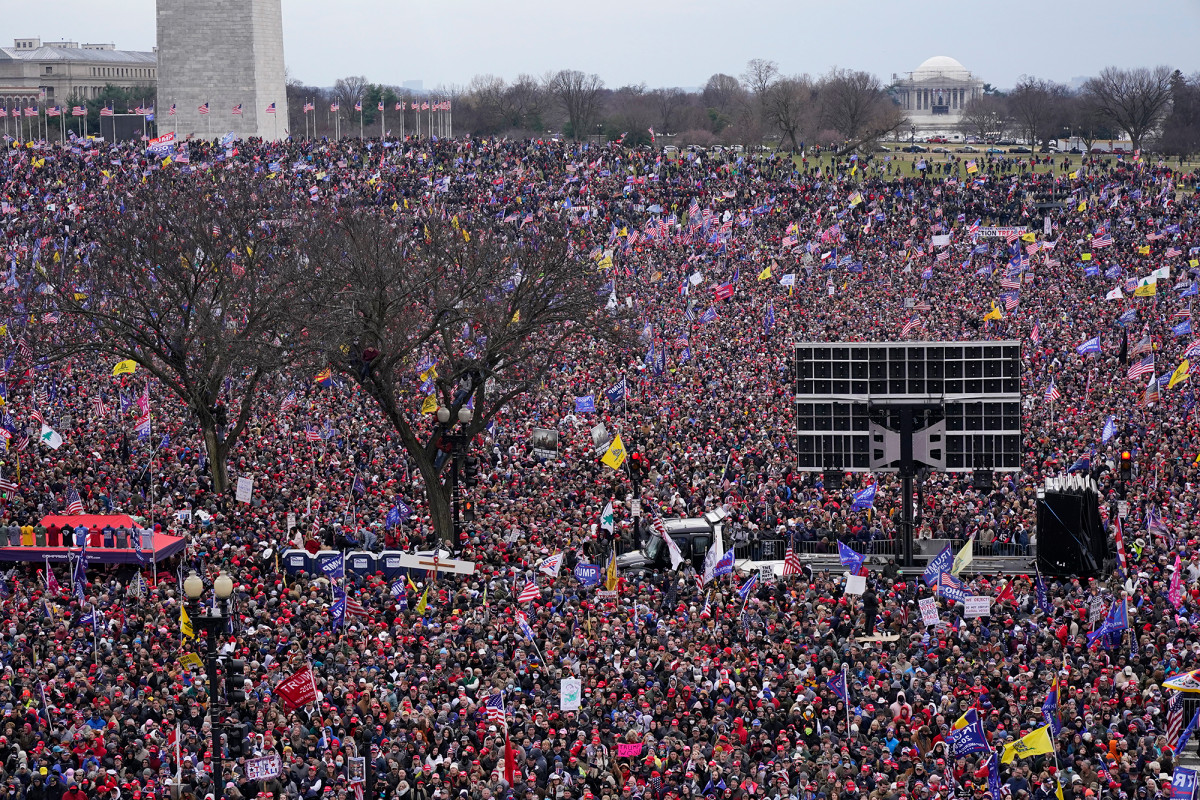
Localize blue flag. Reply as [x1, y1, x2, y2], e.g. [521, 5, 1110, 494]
[604, 378, 626, 404]
[827, 665, 848, 701]
[923, 545, 953, 586]
[699, 306, 718, 325]
[574, 395, 596, 413]
[764, 303, 775, 333]
[1086, 599, 1128, 647]
[947, 717, 990, 756]
[738, 573, 758, 598]
[986, 753, 1004, 799]
[1174, 320, 1193, 338]
[321, 557, 345, 580]
[330, 596, 346, 628]
[385, 506, 402, 529]
[1102, 416, 1117, 443]
[851, 483, 877, 511]
[1179, 709, 1200, 756]
[1076, 336, 1102, 355]
[1035, 570, 1053, 615]
[1042, 681, 1062, 736]
[1068, 456, 1091, 473]
[573, 563, 602, 587]
[838, 541, 865, 574]
[712, 548, 736, 578]
[1118, 308, 1138, 327]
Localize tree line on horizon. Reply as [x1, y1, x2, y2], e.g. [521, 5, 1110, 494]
[284, 62, 1200, 157]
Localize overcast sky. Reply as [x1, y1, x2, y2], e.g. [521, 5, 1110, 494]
[8, 0, 1200, 91]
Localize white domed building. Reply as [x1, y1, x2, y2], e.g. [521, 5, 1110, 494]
[892, 56, 984, 127]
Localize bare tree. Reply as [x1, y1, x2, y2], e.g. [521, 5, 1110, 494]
[47, 172, 309, 494]
[1007, 77, 1059, 149]
[652, 88, 688, 133]
[741, 59, 780, 99]
[957, 95, 1009, 141]
[702, 73, 745, 116]
[506, 73, 550, 132]
[548, 69, 605, 139]
[303, 212, 626, 543]
[467, 74, 510, 133]
[819, 68, 907, 154]
[1083, 66, 1174, 151]
[332, 75, 370, 115]
[762, 76, 817, 152]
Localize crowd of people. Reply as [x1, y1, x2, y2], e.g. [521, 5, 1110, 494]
[0, 129, 1198, 800]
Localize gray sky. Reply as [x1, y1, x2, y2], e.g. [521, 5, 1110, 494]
[8, 0, 1200, 91]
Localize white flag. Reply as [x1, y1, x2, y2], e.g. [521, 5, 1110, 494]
[539, 552, 564, 577]
[39, 425, 62, 450]
[1105, 287, 1124, 301]
[701, 524, 726, 584]
[599, 501, 614, 534]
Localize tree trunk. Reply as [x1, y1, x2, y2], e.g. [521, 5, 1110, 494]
[416, 456, 454, 545]
[202, 425, 229, 495]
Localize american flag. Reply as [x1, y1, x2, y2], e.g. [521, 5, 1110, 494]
[168, 103, 177, 116]
[1127, 355, 1155, 380]
[1030, 322, 1041, 344]
[1174, 308, 1191, 320]
[1166, 247, 1182, 258]
[18, 339, 32, 359]
[197, 103, 209, 115]
[0, 472, 16, 493]
[345, 596, 369, 619]
[901, 316, 921, 337]
[100, 106, 114, 117]
[71, 106, 86, 116]
[23, 108, 36, 118]
[305, 425, 322, 443]
[265, 102, 276, 114]
[1092, 233, 1113, 248]
[93, 395, 109, 416]
[46, 106, 60, 117]
[484, 693, 506, 724]
[782, 542, 803, 576]
[330, 102, 340, 112]
[231, 104, 243, 116]
[1044, 379, 1061, 403]
[303, 102, 314, 113]
[999, 277, 1022, 289]
[516, 580, 540, 604]
[280, 391, 298, 412]
[1168, 690, 1185, 748]
[66, 489, 84, 515]
[30, 409, 45, 426]
[699, 592, 712, 618]
[354, 100, 363, 112]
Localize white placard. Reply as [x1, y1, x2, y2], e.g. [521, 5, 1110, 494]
[759, 564, 774, 584]
[235, 476, 254, 504]
[630, 499, 642, 516]
[931, 234, 951, 247]
[963, 595, 991, 618]
[560, 677, 582, 711]
[919, 597, 939, 627]
[844, 574, 867, 595]
[1117, 501, 1129, 519]
[286, 512, 296, 531]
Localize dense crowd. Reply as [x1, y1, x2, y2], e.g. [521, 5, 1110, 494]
[0, 130, 1198, 800]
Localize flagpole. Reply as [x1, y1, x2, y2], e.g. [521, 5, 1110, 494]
[843, 663, 851, 742]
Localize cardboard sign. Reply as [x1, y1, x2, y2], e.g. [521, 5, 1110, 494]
[759, 565, 774, 584]
[236, 476, 254, 504]
[560, 678, 582, 711]
[245, 754, 282, 781]
[964, 595, 991, 618]
[844, 574, 866, 595]
[919, 597, 939, 627]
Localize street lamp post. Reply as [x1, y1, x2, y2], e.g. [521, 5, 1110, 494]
[184, 571, 235, 800]
[436, 406, 473, 549]
[910, 125, 915, 151]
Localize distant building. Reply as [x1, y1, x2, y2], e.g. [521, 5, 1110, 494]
[892, 56, 984, 128]
[156, 0, 289, 141]
[0, 37, 156, 110]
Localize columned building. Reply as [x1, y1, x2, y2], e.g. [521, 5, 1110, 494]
[892, 56, 983, 129]
[0, 38, 156, 110]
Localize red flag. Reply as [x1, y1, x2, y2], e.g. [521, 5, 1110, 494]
[274, 666, 318, 710]
[504, 729, 516, 786]
[994, 580, 1016, 606]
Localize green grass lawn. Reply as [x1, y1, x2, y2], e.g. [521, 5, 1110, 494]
[774, 148, 1200, 177]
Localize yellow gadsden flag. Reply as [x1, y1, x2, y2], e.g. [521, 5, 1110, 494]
[1168, 359, 1190, 390]
[951, 536, 974, 576]
[601, 434, 627, 470]
[1000, 724, 1054, 764]
[420, 396, 439, 415]
[180, 606, 194, 640]
[982, 302, 1003, 322]
[112, 360, 137, 377]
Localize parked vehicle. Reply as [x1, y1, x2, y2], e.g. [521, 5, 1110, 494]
[985, 147, 1005, 154]
[615, 509, 728, 576]
[959, 145, 979, 153]
[1010, 146, 1032, 153]
[901, 145, 927, 153]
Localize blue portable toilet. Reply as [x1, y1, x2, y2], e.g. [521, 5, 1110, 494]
[378, 551, 407, 582]
[282, 549, 312, 576]
[346, 551, 378, 578]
